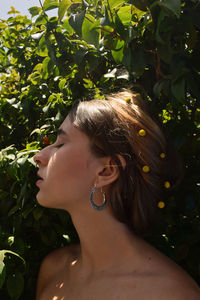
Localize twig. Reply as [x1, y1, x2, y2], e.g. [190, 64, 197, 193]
[85, 14, 122, 40]
[145, 49, 167, 79]
[38, 0, 49, 23]
[194, 0, 200, 10]
[84, 15, 94, 23]
[39, 0, 43, 9]
[97, 26, 121, 39]
[106, 0, 114, 23]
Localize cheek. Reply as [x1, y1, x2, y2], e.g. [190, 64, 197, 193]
[48, 152, 91, 195]
[36, 148, 96, 208]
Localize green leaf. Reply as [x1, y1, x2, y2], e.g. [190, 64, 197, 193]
[104, 68, 117, 78]
[62, 17, 74, 33]
[155, 0, 181, 18]
[157, 44, 172, 63]
[36, 35, 48, 57]
[0, 250, 25, 265]
[31, 32, 44, 40]
[186, 74, 200, 100]
[117, 70, 129, 80]
[8, 236, 15, 247]
[171, 77, 185, 103]
[33, 63, 43, 72]
[43, 0, 59, 11]
[83, 78, 94, 88]
[22, 205, 34, 218]
[0, 22, 6, 29]
[187, 26, 198, 49]
[104, 34, 118, 50]
[153, 79, 170, 98]
[129, 0, 148, 11]
[82, 0, 89, 9]
[117, 6, 132, 26]
[8, 6, 20, 15]
[33, 207, 44, 221]
[108, 0, 125, 10]
[100, 6, 112, 26]
[122, 45, 146, 74]
[157, 32, 172, 63]
[55, 111, 63, 122]
[59, 78, 67, 90]
[7, 272, 24, 300]
[35, 14, 48, 26]
[111, 40, 124, 63]
[0, 252, 4, 264]
[111, 49, 123, 64]
[115, 13, 128, 40]
[28, 72, 41, 85]
[87, 54, 100, 72]
[42, 57, 51, 79]
[0, 263, 6, 289]
[58, 0, 71, 21]
[156, 10, 167, 44]
[28, 6, 42, 17]
[0, 253, 6, 289]
[8, 205, 19, 216]
[69, 10, 86, 37]
[82, 15, 100, 48]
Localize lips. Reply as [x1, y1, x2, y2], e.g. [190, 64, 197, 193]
[37, 172, 44, 180]
[36, 172, 44, 186]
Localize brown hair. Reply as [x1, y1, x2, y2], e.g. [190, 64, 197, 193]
[69, 90, 182, 235]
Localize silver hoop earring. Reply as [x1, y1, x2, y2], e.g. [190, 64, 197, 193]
[90, 186, 107, 211]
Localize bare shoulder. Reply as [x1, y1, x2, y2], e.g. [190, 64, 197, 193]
[160, 257, 200, 299]
[129, 261, 200, 300]
[131, 238, 200, 300]
[144, 251, 200, 299]
[36, 244, 80, 299]
[154, 273, 200, 300]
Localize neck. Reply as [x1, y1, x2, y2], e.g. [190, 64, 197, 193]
[70, 205, 143, 274]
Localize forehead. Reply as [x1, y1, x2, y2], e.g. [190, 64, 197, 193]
[59, 116, 89, 144]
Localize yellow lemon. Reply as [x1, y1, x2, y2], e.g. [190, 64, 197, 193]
[125, 97, 132, 104]
[160, 153, 166, 159]
[158, 201, 165, 209]
[142, 165, 150, 173]
[139, 129, 146, 137]
[164, 181, 170, 189]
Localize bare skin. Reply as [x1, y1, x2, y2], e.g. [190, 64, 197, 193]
[34, 117, 200, 300]
[36, 237, 200, 300]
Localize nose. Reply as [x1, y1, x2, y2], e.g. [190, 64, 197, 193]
[33, 147, 49, 166]
[33, 152, 41, 166]
[33, 151, 42, 166]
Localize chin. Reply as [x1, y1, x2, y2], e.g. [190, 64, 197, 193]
[36, 193, 64, 210]
[36, 193, 51, 208]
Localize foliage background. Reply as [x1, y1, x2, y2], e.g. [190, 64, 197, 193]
[0, 0, 200, 298]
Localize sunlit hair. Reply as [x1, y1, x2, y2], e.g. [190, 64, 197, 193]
[68, 90, 182, 235]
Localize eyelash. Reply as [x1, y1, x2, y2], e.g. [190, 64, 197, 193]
[55, 143, 64, 148]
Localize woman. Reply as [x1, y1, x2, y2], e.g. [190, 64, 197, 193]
[34, 90, 200, 300]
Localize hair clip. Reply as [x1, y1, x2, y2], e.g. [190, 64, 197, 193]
[142, 165, 150, 173]
[164, 181, 170, 189]
[158, 201, 165, 209]
[125, 97, 132, 104]
[138, 129, 146, 137]
[160, 153, 166, 159]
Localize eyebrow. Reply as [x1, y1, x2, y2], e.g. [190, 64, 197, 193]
[57, 128, 67, 136]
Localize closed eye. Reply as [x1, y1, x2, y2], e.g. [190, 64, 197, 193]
[55, 143, 64, 148]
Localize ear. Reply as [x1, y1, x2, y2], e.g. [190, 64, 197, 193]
[95, 155, 126, 188]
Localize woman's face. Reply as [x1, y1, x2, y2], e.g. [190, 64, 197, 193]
[33, 116, 102, 211]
